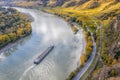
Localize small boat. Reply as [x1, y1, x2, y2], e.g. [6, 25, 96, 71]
[34, 45, 54, 65]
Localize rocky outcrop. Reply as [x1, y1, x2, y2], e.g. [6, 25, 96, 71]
[19, 0, 88, 7]
[91, 63, 120, 80]
[103, 15, 120, 59]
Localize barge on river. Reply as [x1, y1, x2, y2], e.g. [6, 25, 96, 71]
[34, 45, 54, 65]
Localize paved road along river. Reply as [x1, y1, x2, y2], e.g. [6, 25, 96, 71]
[0, 8, 85, 80]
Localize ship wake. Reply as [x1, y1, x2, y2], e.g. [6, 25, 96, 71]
[19, 64, 36, 80]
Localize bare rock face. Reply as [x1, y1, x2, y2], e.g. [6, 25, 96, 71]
[103, 15, 120, 59]
[112, 16, 120, 59]
[77, 0, 89, 5]
[117, 15, 120, 20]
[91, 63, 120, 80]
[47, 0, 89, 7]
[56, 0, 65, 6]
[47, 0, 66, 6]
[108, 76, 120, 80]
[87, 1, 99, 9]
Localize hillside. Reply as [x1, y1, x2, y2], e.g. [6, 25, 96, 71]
[4, 0, 120, 10]
[43, 0, 120, 80]
[1, 0, 120, 79]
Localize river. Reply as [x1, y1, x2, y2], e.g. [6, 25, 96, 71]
[0, 8, 85, 80]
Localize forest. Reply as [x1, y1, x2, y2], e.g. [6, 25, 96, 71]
[0, 7, 32, 48]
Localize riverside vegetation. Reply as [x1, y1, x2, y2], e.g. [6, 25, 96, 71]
[0, 7, 32, 49]
[1, 0, 120, 79]
[42, 0, 120, 79]
[43, 8, 94, 80]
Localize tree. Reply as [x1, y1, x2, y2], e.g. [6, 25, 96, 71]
[3, 34, 10, 43]
[80, 53, 87, 66]
[8, 32, 17, 42]
[0, 7, 32, 49]
[109, 69, 116, 77]
[0, 36, 4, 45]
[17, 28, 24, 38]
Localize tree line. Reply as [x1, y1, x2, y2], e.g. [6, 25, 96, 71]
[0, 7, 32, 48]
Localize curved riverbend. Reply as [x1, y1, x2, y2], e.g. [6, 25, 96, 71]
[0, 8, 85, 80]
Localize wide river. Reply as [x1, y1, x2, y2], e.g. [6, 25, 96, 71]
[0, 8, 85, 80]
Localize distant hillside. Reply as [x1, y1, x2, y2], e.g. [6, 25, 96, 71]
[4, 0, 120, 9]
[1, 0, 120, 79]
[46, 0, 120, 9]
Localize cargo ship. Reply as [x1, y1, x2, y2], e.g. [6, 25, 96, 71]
[34, 45, 54, 65]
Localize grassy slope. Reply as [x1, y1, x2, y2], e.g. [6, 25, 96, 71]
[45, 0, 120, 79]
[46, 0, 120, 32]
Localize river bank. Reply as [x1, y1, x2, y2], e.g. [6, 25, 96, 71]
[12, 6, 95, 80]
[0, 7, 85, 80]
[0, 38, 22, 54]
[0, 7, 32, 53]
[0, 7, 32, 55]
[0, 34, 32, 55]
[41, 8, 97, 80]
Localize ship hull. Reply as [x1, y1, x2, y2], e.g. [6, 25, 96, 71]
[34, 46, 54, 65]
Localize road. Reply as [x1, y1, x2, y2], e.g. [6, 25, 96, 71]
[72, 28, 97, 80]
[72, 22, 102, 80]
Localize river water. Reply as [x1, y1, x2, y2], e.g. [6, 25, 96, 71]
[0, 8, 85, 80]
